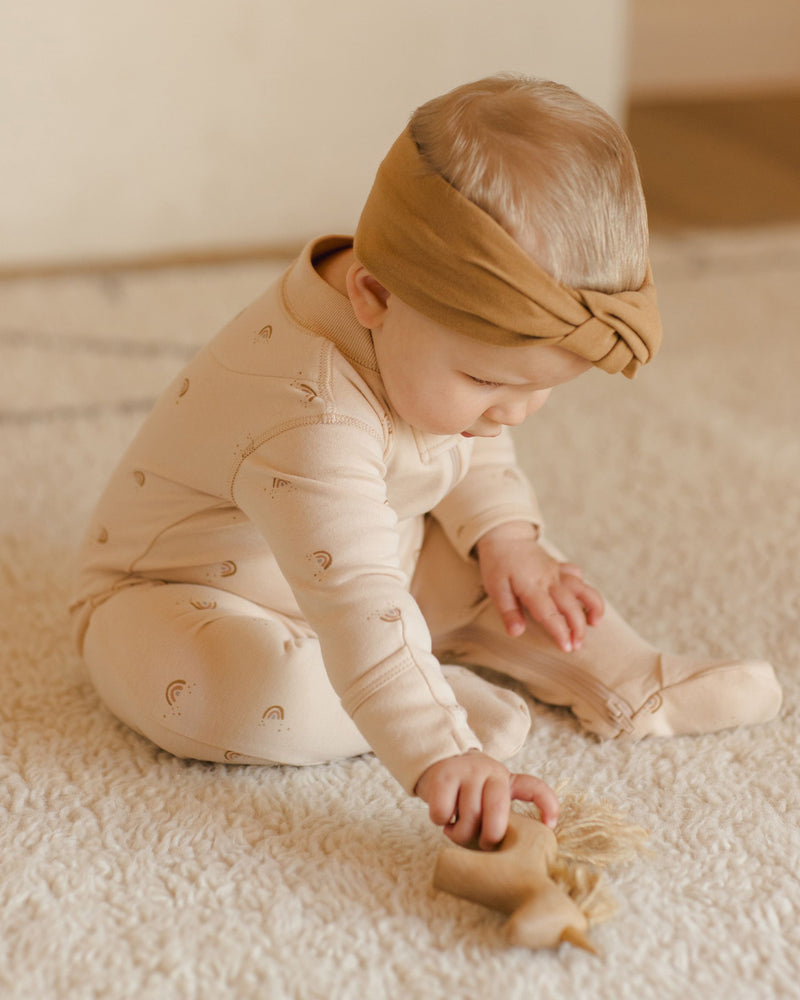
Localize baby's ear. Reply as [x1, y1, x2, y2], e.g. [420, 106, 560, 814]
[346, 264, 390, 328]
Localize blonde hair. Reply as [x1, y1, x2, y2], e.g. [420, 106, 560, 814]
[409, 74, 649, 293]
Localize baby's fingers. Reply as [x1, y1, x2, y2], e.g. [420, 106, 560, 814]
[477, 775, 512, 850]
[550, 583, 594, 650]
[521, 590, 576, 652]
[417, 771, 459, 830]
[558, 562, 584, 580]
[486, 576, 527, 638]
[509, 773, 559, 828]
[574, 579, 605, 625]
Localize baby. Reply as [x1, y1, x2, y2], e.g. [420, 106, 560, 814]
[71, 74, 782, 850]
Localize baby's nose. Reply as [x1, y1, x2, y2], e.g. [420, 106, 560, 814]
[487, 389, 551, 426]
[485, 400, 529, 427]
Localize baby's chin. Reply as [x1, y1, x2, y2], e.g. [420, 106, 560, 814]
[405, 418, 501, 439]
[461, 426, 502, 439]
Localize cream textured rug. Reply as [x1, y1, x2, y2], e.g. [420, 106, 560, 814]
[2, 226, 799, 1000]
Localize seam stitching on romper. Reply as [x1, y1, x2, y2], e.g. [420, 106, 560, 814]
[126, 502, 232, 575]
[344, 655, 471, 728]
[228, 413, 385, 500]
[342, 614, 465, 722]
[342, 659, 416, 717]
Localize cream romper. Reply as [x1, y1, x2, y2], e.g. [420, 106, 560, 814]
[71, 237, 782, 794]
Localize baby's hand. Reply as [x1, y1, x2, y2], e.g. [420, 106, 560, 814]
[476, 521, 604, 652]
[415, 750, 558, 850]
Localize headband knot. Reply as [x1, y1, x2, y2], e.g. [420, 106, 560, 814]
[354, 128, 662, 377]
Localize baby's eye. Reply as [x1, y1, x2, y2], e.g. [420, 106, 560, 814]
[467, 375, 501, 388]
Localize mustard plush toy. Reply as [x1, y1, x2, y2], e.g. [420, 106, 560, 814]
[433, 792, 650, 955]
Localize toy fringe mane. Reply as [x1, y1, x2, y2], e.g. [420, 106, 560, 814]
[519, 789, 651, 927]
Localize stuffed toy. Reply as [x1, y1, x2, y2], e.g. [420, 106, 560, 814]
[433, 792, 650, 954]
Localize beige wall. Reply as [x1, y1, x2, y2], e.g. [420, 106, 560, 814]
[630, 0, 800, 98]
[1, 1, 629, 269]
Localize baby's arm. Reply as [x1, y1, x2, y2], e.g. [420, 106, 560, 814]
[431, 431, 600, 653]
[476, 521, 604, 652]
[415, 750, 559, 850]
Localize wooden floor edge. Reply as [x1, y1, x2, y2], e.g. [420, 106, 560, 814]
[0, 242, 306, 281]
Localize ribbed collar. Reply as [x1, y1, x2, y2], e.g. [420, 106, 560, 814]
[281, 236, 378, 371]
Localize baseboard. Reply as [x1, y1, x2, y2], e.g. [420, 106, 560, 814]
[0, 242, 304, 281]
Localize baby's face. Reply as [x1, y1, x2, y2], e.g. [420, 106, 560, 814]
[371, 295, 591, 438]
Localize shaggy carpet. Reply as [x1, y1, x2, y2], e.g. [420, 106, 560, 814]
[2, 226, 798, 999]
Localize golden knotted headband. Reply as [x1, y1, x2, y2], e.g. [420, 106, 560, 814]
[354, 128, 662, 377]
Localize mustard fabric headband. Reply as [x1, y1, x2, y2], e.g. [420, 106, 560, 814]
[354, 128, 662, 377]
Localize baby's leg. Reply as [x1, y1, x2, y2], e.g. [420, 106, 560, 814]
[82, 579, 529, 767]
[82, 582, 371, 764]
[414, 519, 782, 740]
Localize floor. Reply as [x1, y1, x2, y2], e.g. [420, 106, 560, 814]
[626, 92, 800, 229]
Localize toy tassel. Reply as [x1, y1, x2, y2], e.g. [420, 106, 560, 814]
[433, 793, 649, 954]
